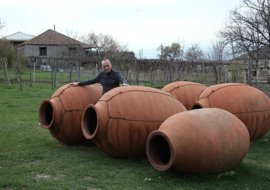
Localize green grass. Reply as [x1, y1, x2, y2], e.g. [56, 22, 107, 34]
[3, 69, 94, 84]
[0, 82, 270, 190]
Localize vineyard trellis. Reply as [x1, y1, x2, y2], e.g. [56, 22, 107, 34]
[1, 56, 270, 93]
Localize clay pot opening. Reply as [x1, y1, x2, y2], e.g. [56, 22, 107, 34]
[82, 105, 97, 139]
[147, 132, 174, 171]
[39, 101, 54, 129]
[191, 103, 203, 109]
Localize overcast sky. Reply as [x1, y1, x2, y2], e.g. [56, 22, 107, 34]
[0, 0, 242, 58]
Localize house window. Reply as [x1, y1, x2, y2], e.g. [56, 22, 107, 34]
[39, 47, 47, 56]
[252, 70, 257, 77]
[68, 47, 77, 55]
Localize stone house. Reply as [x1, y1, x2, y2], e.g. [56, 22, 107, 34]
[232, 47, 270, 83]
[17, 29, 89, 67]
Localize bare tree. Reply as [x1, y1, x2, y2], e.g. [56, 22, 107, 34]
[219, 0, 270, 84]
[81, 32, 126, 52]
[80, 32, 133, 79]
[65, 29, 79, 40]
[81, 32, 129, 60]
[185, 44, 204, 62]
[207, 41, 227, 83]
[0, 18, 5, 31]
[208, 42, 226, 61]
[157, 43, 165, 60]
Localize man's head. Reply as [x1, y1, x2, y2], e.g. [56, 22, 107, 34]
[101, 59, 112, 73]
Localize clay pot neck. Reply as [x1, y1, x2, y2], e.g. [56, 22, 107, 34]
[39, 101, 54, 129]
[147, 131, 175, 171]
[191, 103, 203, 109]
[82, 105, 98, 139]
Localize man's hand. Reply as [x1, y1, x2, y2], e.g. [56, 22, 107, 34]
[71, 82, 79, 86]
[121, 83, 129, 86]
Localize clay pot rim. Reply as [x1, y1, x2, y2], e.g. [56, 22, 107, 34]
[39, 100, 54, 129]
[146, 130, 175, 171]
[191, 102, 203, 109]
[81, 104, 98, 140]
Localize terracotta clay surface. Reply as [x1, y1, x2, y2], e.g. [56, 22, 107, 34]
[146, 108, 250, 173]
[39, 83, 102, 145]
[161, 81, 207, 110]
[82, 86, 187, 157]
[192, 83, 270, 140]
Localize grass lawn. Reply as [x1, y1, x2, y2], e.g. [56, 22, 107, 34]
[0, 81, 270, 190]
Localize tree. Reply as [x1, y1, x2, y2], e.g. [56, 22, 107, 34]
[157, 42, 183, 61]
[0, 18, 5, 31]
[80, 32, 133, 79]
[65, 29, 79, 40]
[207, 41, 227, 83]
[207, 42, 226, 62]
[0, 39, 16, 67]
[80, 32, 130, 62]
[219, 0, 270, 84]
[157, 43, 165, 60]
[80, 32, 126, 52]
[185, 44, 204, 62]
[0, 39, 17, 87]
[220, 0, 270, 54]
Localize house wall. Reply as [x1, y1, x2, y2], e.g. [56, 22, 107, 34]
[231, 59, 270, 83]
[18, 45, 84, 57]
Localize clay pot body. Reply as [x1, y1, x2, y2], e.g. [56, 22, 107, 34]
[161, 81, 207, 110]
[146, 108, 250, 174]
[82, 86, 187, 157]
[39, 83, 102, 145]
[192, 83, 270, 140]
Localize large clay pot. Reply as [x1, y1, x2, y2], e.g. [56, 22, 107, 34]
[146, 108, 250, 174]
[39, 83, 102, 145]
[161, 81, 207, 110]
[81, 86, 187, 157]
[192, 83, 270, 140]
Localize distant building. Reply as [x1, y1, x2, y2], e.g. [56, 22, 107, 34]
[3, 31, 35, 46]
[232, 47, 270, 83]
[17, 29, 89, 59]
[5, 29, 135, 72]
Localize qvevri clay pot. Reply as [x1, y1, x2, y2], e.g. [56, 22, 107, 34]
[192, 83, 270, 140]
[39, 83, 102, 145]
[146, 108, 250, 174]
[161, 81, 207, 110]
[81, 86, 187, 158]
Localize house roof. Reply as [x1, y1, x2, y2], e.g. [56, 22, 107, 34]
[21, 29, 88, 47]
[234, 46, 270, 60]
[4, 32, 35, 41]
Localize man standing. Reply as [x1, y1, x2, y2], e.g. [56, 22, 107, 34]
[76, 59, 128, 94]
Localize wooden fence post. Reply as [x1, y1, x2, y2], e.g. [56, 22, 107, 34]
[54, 59, 57, 88]
[29, 58, 33, 87]
[2, 57, 11, 87]
[69, 59, 73, 82]
[49, 58, 54, 90]
[16, 53, 23, 92]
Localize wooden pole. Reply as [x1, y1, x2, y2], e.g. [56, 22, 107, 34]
[29, 59, 33, 87]
[76, 60, 79, 81]
[3, 58, 11, 87]
[76, 58, 80, 82]
[54, 59, 57, 88]
[16, 53, 23, 92]
[69, 59, 73, 82]
[50, 58, 54, 90]
[135, 59, 139, 85]
[33, 59, 36, 82]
